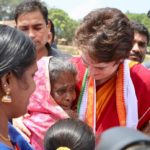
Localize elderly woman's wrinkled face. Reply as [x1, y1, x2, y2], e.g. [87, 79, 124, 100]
[51, 71, 76, 111]
[10, 62, 37, 117]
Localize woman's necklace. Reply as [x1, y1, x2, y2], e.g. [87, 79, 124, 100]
[0, 134, 10, 142]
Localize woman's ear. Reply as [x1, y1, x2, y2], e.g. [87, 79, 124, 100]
[1, 72, 12, 93]
[0, 72, 12, 103]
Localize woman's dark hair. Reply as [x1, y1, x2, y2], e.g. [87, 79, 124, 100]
[0, 24, 36, 78]
[44, 118, 95, 150]
[75, 7, 134, 62]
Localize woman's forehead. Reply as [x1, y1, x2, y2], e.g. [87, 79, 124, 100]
[81, 52, 115, 67]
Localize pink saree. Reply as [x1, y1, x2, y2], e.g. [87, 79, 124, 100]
[23, 57, 69, 150]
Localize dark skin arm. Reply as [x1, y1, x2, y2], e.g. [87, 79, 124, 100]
[141, 120, 150, 136]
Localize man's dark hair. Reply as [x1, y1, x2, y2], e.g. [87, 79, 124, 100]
[14, 0, 48, 24]
[130, 20, 149, 45]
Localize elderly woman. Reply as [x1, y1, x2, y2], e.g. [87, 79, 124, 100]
[0, 25, 37, 149]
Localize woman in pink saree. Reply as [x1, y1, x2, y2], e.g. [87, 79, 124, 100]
[23, 56, 77, 150]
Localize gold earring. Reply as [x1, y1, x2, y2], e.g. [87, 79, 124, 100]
[1, 89, 12, 103]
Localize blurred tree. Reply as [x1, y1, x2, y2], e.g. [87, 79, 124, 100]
[126, 12, 150, 33]
[126, 12, 150, 47]
[0, 0, 23, 20]
[48, 8, 79, 43]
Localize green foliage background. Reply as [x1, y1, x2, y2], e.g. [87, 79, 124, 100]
[126, 12, 150, 31]
[48, 8, 79, 43]
[0, 0, 150, 44]
[0, 0, 23, 20]
[126, 12, 150, 53]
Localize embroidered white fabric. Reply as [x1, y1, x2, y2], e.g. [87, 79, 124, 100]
[124, 59, 138, 128]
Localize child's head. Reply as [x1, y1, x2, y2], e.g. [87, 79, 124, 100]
[44, 118, 95, 150]
[48, 57, 77, 110]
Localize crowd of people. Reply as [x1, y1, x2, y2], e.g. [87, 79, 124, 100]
[0, 0, 150, 150]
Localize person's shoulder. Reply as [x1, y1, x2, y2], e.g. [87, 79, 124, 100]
[130, 61, 150, 77]
[69, 56, 82, 64]
[128, 60, 150, 92]
[70, 56, 86, 81]
[69, 56, 86, 71]
[48, 46, 62, 56]
[8, 123, 34, 150]
[49, 47, 72, 59]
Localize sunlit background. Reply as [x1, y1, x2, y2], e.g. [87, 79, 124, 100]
[43, 0, 150, 20]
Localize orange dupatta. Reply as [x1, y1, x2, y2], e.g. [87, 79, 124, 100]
[96, 75, 116, 123]
[85, 76, 95, 129]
